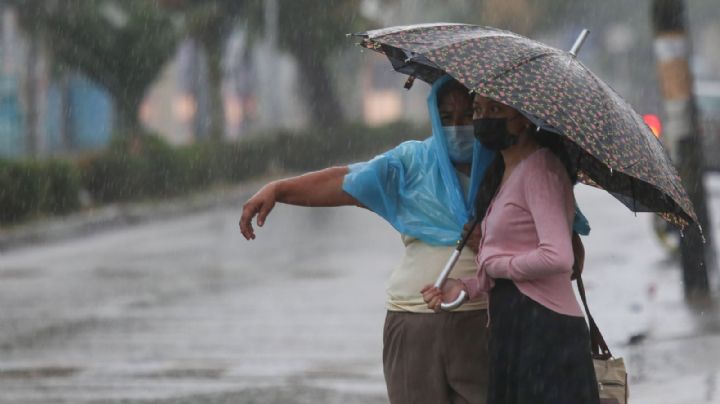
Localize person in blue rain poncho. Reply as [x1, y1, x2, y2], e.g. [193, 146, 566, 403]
[240, 75, 590, 404]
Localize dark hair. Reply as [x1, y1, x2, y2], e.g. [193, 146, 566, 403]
[535, 129, 578, 184]
[474, 128, 577, 222]
[437, 79, 470, 103]
[475, 153, 505, 223]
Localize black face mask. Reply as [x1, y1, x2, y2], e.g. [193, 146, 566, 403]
[472, 118, 519, 151]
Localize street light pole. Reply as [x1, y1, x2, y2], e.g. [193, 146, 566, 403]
[651, 0, 715, 300]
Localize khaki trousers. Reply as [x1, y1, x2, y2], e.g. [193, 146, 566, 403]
[383, 310, 489, 404]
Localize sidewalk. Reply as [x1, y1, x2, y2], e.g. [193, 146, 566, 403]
[574, 174, 720, 404]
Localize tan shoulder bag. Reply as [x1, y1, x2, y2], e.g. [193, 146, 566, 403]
[576, 275, 630, 404]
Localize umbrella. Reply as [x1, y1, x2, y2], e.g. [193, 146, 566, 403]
[355, 23, 696, 230]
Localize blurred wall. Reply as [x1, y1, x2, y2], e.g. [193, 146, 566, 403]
[0, 6, 113, 158]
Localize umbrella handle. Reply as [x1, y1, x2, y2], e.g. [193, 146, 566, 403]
[434, 249, 468, 311]
[433, 218, 479, 311]
[441, 291, 468, 310]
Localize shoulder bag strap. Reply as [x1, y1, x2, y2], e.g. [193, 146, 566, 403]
[576, 274, 613, 359]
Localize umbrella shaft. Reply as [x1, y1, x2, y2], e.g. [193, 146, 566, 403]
[435, 217, 479, 288]
[434, 249, 462, 288]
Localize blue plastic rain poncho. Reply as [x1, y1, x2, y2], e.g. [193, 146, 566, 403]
[342, 75, 590, 246]
[342, 75, 494, 245]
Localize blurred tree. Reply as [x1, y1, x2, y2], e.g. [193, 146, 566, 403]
[160, 0, 248, 140]
[162, 0, 367, 132]
[244, 0, 367, 128]
[374, 0, 540, 35]
[12, 0, 179, 135]
[477, 0, 535, 35]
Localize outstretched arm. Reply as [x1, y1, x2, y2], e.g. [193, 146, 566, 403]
[239, 166, 360, 240]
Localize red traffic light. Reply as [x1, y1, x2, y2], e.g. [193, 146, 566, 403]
[643, 114, 662, 138]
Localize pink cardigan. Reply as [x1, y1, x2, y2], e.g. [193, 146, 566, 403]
[460, 148, 583, 317]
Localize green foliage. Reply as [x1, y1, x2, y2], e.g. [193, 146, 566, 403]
[39, 160, 82, 215]
[82, 134, 190, 203]
[0, 121, 420, 225]
[0, 159, 81, 223]
[0, 160, 42, 222]
[276, 0, 367, 126]
[240, 0, 365, 59]
[276, 0, 366, 61]
[173, 0, 247, 44]
[178, 138, 275, 186]
[80, 122, 420, 205]
[273, 121, 416, 171]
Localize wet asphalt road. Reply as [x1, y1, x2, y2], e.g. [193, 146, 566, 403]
[1, 180, 720, 403]
[0, 199, 399, 404]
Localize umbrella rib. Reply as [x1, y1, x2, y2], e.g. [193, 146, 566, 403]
[411, 31, 525, 54]
[579, 62, 672, 194]
[486, 51, 559, 82]
[576, 62, 627, 135]
[623, 160, 641, 171]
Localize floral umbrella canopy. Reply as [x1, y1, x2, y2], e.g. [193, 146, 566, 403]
[356, 23, 696, 228]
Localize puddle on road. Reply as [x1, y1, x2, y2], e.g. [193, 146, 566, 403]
[290, 266, 340, 280]
[93, 265, 151, 280]
[0, 366, 79, 379]
[134, 385, 389, 404]
[0, 267, 44, 279]
[140, 367, 226, 379]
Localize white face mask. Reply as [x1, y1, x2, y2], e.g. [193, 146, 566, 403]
[443, 125, 475, 163]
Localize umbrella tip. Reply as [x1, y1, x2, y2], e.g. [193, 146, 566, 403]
[569, 29, 591, 58]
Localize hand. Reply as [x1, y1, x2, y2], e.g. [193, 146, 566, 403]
[463, 221, 482, 254]
[420, 279, 465, 312]
[239, 182, 278, 240]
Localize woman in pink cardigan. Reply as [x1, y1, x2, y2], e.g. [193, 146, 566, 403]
[422, 95, 600, 404]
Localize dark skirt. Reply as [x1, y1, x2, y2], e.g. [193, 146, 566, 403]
[487, 279, 600, 404]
